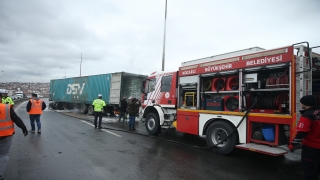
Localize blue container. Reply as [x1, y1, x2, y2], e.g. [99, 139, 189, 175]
[262, 125, 275, 142]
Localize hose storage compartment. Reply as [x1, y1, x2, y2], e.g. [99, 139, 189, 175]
[247, 93, 289, 112]
[276, 75, 289, 88]
[211, 78, 226, 91]
[224, 96, 239, 112]
[226, 76, 239, 91]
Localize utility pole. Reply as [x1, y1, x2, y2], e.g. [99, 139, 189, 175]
[161, 0, 168, 71]
[60, 67, 66, 78]
[80, 52, 82, 77]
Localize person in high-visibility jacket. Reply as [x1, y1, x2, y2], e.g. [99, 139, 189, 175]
[92, 94, 106, 129]
[1, 90, 14, 106]
[26, 93, 46, 133]
[0, 103, 28, 180]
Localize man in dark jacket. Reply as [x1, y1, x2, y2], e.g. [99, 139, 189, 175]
[289, 95, 320, 179]
[127, 97, 140, 130]
[118, 97, 128, 122]
[0, 104, 28, 180]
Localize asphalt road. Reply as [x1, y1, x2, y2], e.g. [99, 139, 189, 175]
[4, 99, 303, 180]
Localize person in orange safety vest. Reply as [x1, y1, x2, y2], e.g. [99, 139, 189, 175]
[0, 103, 28, 180]
[26, 93, 46, 134]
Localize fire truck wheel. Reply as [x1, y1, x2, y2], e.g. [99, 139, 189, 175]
[206, 121, 237, 155]
[145, 113, 161, 135]
[88, 105, 94, 115]
[80, 104, 88, 114]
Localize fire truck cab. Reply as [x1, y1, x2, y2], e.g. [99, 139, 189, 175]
[141, 42, 320, 156]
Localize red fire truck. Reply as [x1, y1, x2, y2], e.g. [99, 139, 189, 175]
[140, 42, 320, 156]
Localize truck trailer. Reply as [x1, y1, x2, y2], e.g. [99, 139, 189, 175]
[49, 72, 146, 115]
[140, 42, 320, 156]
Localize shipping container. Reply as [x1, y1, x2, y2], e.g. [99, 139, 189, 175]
[49, 72, 146, 115]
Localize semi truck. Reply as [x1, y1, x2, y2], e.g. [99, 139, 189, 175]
[140, 42, 320, 156]
[49, 72, 146, 115]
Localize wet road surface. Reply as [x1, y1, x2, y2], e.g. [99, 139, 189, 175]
[5, 99, 303, 180]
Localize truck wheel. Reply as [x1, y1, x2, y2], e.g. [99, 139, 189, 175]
[57, 102, 64, 110]
[80, 104, 88, 114]
[145, 113, 161, 135]
[88, 105, 94, 115]
[206, 121, 237, 155]
[53, 102, 58, 109]
[66, 103, 74, 110]
[49, 102, 54, 109]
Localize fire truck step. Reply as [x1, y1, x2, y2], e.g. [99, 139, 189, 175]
[161, 125, 172, 129]
[235, 143, 288, 156]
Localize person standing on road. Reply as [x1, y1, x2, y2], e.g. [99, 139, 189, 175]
[289, 95, 320, 180]
[127, 97, 140, 130]
[92, 94, 106, 129]
[118, 97, 128, 122]
[26, 93, 46, 133]
[0, 104, 28, 180]
[1, 91, 14, 106]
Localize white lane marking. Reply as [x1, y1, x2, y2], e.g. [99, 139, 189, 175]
[81, 120, 122, 138]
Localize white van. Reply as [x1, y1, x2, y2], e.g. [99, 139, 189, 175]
[14, 91, 23, 99]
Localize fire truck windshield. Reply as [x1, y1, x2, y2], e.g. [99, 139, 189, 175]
[144, 78, 156, 93]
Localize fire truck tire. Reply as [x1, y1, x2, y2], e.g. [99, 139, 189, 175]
[145, 113, 161, 135]
[80, 104, 88, 114]
[88, 105, 94, 115]
[206, 121, 237, 155]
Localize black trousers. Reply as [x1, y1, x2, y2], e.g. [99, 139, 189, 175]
[301, 145, 320, 180]
[94, 112, 103, 128]
[118, 111, 127, 121]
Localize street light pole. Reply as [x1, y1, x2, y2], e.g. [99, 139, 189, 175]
[60, 67, 66, 78]
[80, 52, 82, 77]
[161, 0, 168, 71]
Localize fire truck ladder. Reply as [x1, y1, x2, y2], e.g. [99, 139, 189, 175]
[295, 44, 312, 121]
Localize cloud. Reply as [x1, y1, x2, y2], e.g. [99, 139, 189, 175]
[0, 0, 319, 82]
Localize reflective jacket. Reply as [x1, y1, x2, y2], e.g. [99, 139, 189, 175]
[0, 104, 15, 137]
[92, 99, 106, 112]
[2, 96, 14, 105]
[28, 98, 44, 114]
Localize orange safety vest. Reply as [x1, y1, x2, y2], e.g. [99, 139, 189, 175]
[0, 104, 15, 137]
[28, 99, 43, 114]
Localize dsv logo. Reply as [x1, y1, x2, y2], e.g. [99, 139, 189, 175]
[66, 83, 85, 95]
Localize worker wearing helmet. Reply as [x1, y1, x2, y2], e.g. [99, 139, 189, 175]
[92, 94, 106, 129]
[1, 90, 14, 106]
[0, 89, 3, 100]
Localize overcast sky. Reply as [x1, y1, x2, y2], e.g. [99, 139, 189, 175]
[0, 0, 319, 82]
